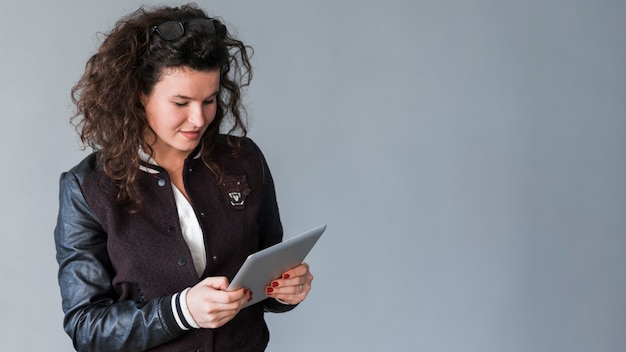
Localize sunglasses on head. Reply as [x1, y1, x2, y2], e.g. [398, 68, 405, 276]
[150, 18, 215, 41]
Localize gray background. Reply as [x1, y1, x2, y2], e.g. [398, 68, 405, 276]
[1, 0, 625, 351]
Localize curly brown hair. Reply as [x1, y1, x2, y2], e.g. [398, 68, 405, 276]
[71, 3, 252, 211]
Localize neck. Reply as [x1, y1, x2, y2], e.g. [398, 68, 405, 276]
[166, 162, 185, 175]
[153, 152, 188, 176]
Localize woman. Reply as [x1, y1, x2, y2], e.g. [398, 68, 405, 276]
[54, 4, 313, 351]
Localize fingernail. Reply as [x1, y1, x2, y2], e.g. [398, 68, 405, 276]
[266, 287, 273, 293]
[248, 295, 253, 302]
[283, 274, 290, 279]
[271, 281, 279, 287]
[243, 289, 248, 294]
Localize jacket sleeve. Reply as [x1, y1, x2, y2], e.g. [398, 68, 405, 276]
[54, 171, 185, 352]
[249, 140, 298, 313]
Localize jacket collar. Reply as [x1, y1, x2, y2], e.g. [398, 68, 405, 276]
[137, 145, 203, 174]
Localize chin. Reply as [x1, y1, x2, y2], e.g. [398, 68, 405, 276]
[179, 142, 201, 153]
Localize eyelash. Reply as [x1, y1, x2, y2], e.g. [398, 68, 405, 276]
[173, 99, 215, 107]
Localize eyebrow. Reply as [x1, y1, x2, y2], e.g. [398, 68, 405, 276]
[172, 91, 219, 100]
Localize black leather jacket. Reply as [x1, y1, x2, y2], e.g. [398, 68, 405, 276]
[54, 137, 295, 352]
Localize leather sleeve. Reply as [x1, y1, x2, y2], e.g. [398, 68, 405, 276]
[54, 169, 185, 352]
[248, 140, 298, 313]
[252, 139, 284, 252]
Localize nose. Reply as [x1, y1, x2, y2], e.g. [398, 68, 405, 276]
[187, 104, 205, 127]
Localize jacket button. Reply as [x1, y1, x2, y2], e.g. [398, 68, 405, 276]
[178, 258, 187, 266]
[199, 212, 205, 218]
[212, 255, 218, 261]
[157, 179, 166, 187]
[167, 226, 175, 233]
[196, 349, 205, 352]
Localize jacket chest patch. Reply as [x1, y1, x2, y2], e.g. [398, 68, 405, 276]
[220, 175, 251, 209]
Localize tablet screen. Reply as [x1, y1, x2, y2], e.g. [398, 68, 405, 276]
[227, 224, 326, 307]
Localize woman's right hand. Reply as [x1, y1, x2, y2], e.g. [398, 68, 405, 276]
[186, 277, 252, 329]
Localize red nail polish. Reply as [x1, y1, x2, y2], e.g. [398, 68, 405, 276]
[243, 289, 248, 294]
[266, 287, 273, 293]
[283, 274, 290, 279]
[272, 281, 279, 287]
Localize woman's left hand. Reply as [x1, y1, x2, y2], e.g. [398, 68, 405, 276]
[265, 262, 313, 305]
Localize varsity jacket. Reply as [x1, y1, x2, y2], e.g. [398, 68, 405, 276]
[54, 136, 295, 352]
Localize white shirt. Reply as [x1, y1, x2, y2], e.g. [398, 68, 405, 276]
[171, 184, 207, 278]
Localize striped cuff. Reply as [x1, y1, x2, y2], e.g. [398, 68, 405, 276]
[171, 288, 200, 330]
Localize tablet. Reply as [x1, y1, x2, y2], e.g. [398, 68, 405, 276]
[227, 224, 326, 307]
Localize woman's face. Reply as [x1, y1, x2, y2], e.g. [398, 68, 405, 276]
[142, 66, 220, 161]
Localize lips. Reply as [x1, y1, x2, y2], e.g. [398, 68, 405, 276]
[180, 131, 201, 140]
